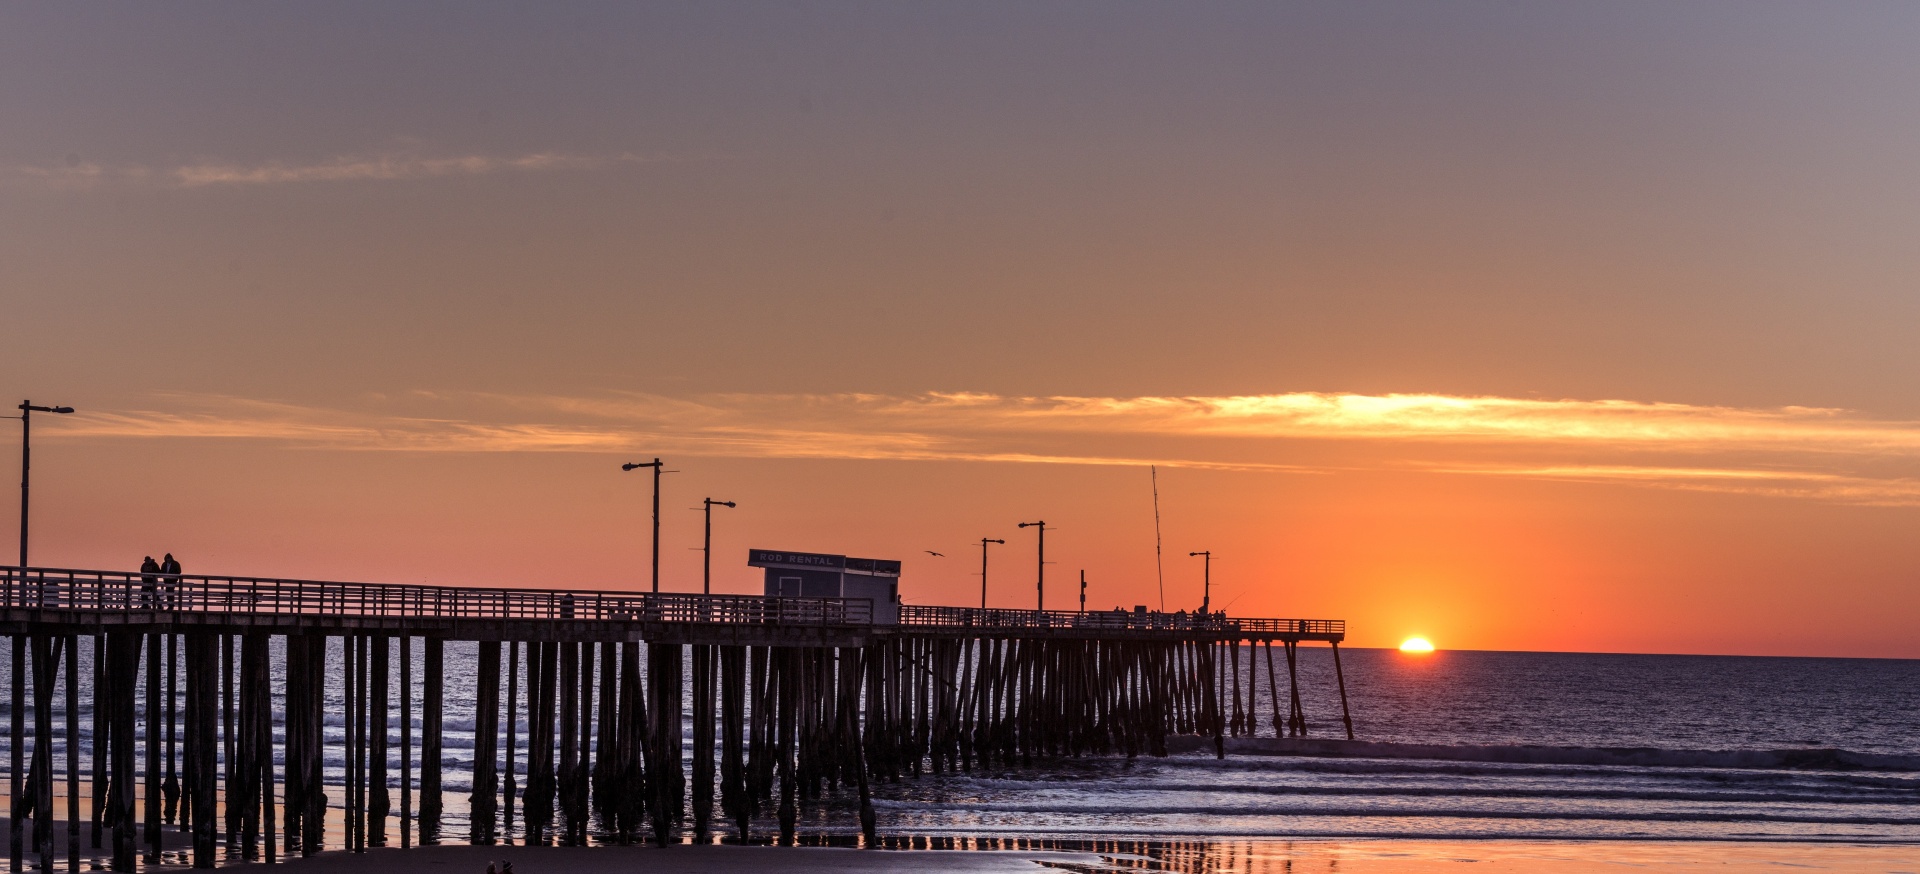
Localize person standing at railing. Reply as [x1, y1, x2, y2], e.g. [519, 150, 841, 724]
[139, 555, 160, 608]
[161, 553, 182, 608]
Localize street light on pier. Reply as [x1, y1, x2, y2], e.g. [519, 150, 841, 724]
[13, 401, 75, 567]
[976, 537, 1004, 609]
[1017, 521, 1048, 611]
[620, 458, 671, 593]
[1189, 550, 1213, 614]
[700, 498, 736, 595]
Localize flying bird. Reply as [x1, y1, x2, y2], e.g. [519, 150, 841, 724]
[925, 550, 945, 557]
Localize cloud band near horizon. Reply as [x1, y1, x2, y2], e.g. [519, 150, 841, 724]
[47, 390, 1920, 506]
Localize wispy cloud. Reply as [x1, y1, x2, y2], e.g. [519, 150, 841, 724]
[14, 150, 671, 189]
[53, 390, 1920, 505]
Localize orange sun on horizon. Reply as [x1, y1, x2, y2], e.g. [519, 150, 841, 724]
[1399, 636, 1436, 654]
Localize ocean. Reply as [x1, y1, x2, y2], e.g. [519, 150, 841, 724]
[867, 648, 1920, 844]
[2, 643, 1916, 848]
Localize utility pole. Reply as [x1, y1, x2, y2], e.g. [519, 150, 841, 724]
[1189, 550, 1213, 614]
[1018, 521, 1047, 612]
[701, 498, 736, 595]
[621, 459, 667, 593]
[976, 538, 1004, 609]
[14, 401, 75, 567]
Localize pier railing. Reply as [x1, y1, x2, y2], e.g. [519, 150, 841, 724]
[0, 566, 871, 626]
[898, 604, 1343, 636]
[2, 566, 1344, 637]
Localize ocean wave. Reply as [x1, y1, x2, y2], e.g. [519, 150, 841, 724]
[932, 781, 1914, 806]
[872, 800, 1920, 826]
[1163, 737, 1920, 772]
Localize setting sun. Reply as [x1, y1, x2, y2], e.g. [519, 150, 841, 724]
[1400, 637, 1436, 653]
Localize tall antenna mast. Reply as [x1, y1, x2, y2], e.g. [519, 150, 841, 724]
[1151, 465, 1165, 611]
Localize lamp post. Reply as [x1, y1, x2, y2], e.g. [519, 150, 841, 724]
[621, 458, 667, 593]
[1079, 569, 1087, 614]
[1189, 550, 1213, 614]
[700, 498, 735, 595]
[1017, 521, 1047, 612]
[15, 401, 75, 567]
[976, 537, 1004, 609]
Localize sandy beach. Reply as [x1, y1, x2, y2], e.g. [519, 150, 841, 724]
[251, 840, 1920, 874]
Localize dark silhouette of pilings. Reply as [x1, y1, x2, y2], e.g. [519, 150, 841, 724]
[3, 602, 1348, 868]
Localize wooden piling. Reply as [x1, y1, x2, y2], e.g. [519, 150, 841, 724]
[223, 633, 237, 847]
[470, 641, 501, 845]
[370, 635, 391, 847]
[66, 634, 79, 874]
[1331, 641, 1355, 741]
[692, 644, 716, 840]
[90, 632, 104, 852]
[557, 642, 577, 843]
[420, 638, 443, 842]
[186, 633, 217, 868]
[29, 636, 56, 872]
[719, 645, 747, 839]
[401, 636, 412, 850]
[525, 641, 556, 844]
[592, 641, 615, 825]
[575, 642, 595, 844]
[614, 642, 643, 841]
[105, 632, 140, 871]
[162, 633, 178, 827]
[143, 631, 161, 862]
[503, 640, 518, 841]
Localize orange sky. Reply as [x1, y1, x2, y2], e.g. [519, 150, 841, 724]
[5, 4, 1920, 658]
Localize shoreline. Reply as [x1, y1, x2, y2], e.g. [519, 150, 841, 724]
[261, 838, 1920, 874]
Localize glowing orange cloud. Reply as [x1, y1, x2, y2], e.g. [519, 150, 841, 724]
[51, 390, 1920, 505]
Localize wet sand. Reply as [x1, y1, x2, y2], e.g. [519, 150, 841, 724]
[263, 840, 1919, 874]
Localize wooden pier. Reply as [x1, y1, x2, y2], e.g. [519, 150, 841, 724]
[0, 565, 1350, 870]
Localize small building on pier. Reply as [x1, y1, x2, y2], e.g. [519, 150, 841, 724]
[748, 548, 902, 623]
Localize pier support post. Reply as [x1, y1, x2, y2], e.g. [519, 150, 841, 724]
[526, 641, 556, 844]
[9, 634, 24, 874]
[470, 641, 500, 845]
[143, 631, 162, 862]
[719, 645, 747, 840]
[615, 642, 643, 842]
[369, 636, 390, 847]
[29, 636, 58, 872]
[186, 633, 218, 868]
[592, 641, 615, 828]
[401, 637, 412, 850]
[223, 634, 237, 848]
[1331, 642, 1354, 741]
[775, 648, 797, 844]
[107, 632, 141, 871]
[66, 634, 79, 874]
[574, 642, 594, 845]
[557, 643, 577, 843]
[503, 641, 518, 841]
[692, 644, 715, 840]
[90, 632, 104, 851]
[162, 634, 178, 827]
[420, 638, 443, 842]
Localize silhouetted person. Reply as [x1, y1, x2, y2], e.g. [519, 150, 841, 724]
[139, 555, 160, 607]
[160, 553, 182, 607]
[561, 592, 575, 619]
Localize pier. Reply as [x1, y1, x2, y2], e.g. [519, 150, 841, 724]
[1, 565, 1350, 870]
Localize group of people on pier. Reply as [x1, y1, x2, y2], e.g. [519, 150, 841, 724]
[136, 553, 183, 607]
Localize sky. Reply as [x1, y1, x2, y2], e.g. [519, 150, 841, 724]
[4, 2, 1919, 657]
